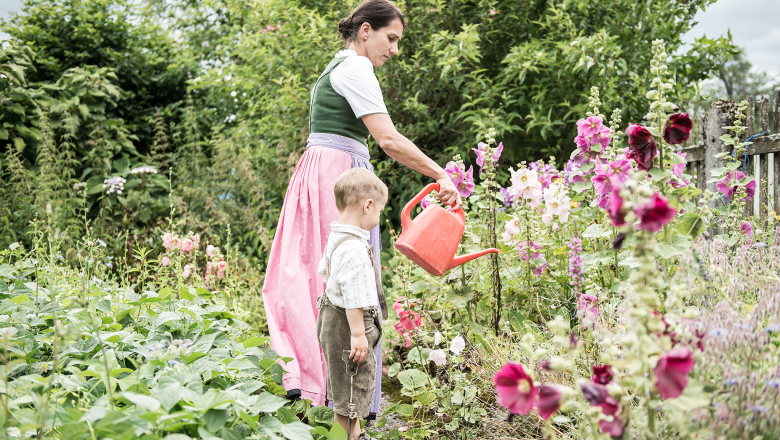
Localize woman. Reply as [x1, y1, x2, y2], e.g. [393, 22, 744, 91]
[261, 0, 461, 416]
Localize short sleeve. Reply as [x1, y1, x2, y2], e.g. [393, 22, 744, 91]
[330, 56, 388, 119]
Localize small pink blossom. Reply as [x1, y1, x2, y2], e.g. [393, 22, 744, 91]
[421, 194, 435, 209]
[182, 264, 193, 279]
[217, 260, 227, 279]
[591, 173, 613, 197]
[161, 256, 170, 267]
[472, 142, 503, 174]
[489, 9, 497, 15]
[163, 233, 173, 250]
[717, 170, 756, 200]
[653, 346, 694, 399]
[206, 245, 215, 257]
[635, 193, 677, 232]
[578, 294, 599, 324]
[181, 238, 194, 253]
[444, 161, 465, 187]
[740, 221, 754, 238]
[207, 261, 214, 274]
[577, 116, 605, 137]
[457, 165, 476, 197]
[494, 363, 537, 415]
[170, 236, 181, 250]
[192, 234, 200, 249]
[607, 189, 626, 227]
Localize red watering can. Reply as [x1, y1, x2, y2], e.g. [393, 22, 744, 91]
[394, 183, 500, 276]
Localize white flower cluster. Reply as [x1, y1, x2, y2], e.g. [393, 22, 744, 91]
[73, 182, 87, 195]
[103, 176, 126, 194]
[130, 166, 157, 175]
[541, 181, 571, 224]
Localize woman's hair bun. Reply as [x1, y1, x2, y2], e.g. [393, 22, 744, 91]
[337, 0, 407, 43]
[337, 15, 354, 40]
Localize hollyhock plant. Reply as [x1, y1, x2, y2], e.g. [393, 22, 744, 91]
[578, 294, 599, 324]
[536, 384, 570, 421]
[494, 363, 537, 415]
[170, 236, 181, 250]
[717, 170, 757, 200]
[607, 189, 626, 227]
[592, 365, 614, 385]
[457, 165, 476, 197]
[653, 346, 695, 399]
[181, 238, 194, 253]
[473, 142, 503, 173]
[163, 233, 174, 250]
[625, 124, 657, 171]
[182, 264, 193, 280]
[519, 240, 547, 275]
[670, 152, 690, 188]
[635, 193, 677, 232]
[740, 221, 754, 238]
[450, 335, 466, 355]
[444, 161, 465, 187]
[663, 113, 693, 145]
[602, 159, 631, 187]
[217, 260, 227, 279]
[429, 349, 447, 366]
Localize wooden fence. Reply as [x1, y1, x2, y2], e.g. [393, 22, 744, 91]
[680, 89, 780, 218]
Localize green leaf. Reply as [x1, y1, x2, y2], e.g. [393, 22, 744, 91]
[397, 403, 413, 417]
[307, 406, 334, 426]
[675, 212, 705, 238]
[387, 363, 400, 377]
[242, 336, 269, 349]
[190, 333, 216, 353]
[154, 383, 183, 411]
[121, 392, 161, 412]
[397, 369, 427, 390]
[582, 223, 611, 238]
[0, 264, 16, 278]
[279, 421, 314, 440]
[250, 392, 287, 413]
[204, 409, 229, 432]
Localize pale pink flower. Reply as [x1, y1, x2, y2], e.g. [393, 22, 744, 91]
[421, 194, 435, 209]
[161, 256, 170, 267]
[192, 234, 200, 249]
[509, 168, 539, 193]
[170, 236, 181, 250]
[489, 9, 497, 15]
[207, 261, 214, 275]
[457, 165, 476, 197]
[181, 238, 194, 253]
[163, 233, 173, 250]
[603, 159, 631, 187]
[182, 264, 193, 279]
[217, 260, 227, 279]
[472, 142, 504, 173]
[206, 245, 215, 257]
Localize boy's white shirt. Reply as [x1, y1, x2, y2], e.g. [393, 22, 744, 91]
[317, 222, 379, 310]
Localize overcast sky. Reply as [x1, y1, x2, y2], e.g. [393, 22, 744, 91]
[1, 0, 779, 73]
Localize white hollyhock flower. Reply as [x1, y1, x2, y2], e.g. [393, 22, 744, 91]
[434, 331, 443, 346]
[450, 335, 466, 355]
[429, 349, 447, 366]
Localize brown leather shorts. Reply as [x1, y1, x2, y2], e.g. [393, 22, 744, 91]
[316, 296, 382, 418]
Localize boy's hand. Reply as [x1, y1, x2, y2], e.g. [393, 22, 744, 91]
[350, 333, 369, 364]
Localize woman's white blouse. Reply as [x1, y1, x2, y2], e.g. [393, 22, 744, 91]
[330, 49, 389, 119]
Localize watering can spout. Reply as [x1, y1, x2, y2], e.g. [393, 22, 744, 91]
[448, 248, 500, 270]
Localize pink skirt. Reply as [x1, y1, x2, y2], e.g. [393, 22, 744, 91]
[262, 145, 382, 411]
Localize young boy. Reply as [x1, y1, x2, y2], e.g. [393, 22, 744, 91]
[316, 168, 389, 440]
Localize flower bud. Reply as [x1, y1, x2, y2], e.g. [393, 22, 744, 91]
[552, 335, 570, 347]
[663, 102, 678, 112]
[661, 83, 673, 92]
[650, 67, 659, 75]
[683, 307, 700, 319]
[650, 101, 662, 111]
[650, 77, 662, 87]
[644, 112, 657, 120]
[522, 333, 536, 344]
[533, 348, 548, 359]
[646, 90, 660, 100]
[659, 65, 668, 74]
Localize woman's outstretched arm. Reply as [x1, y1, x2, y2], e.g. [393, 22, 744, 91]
[362, 113, 462, 210]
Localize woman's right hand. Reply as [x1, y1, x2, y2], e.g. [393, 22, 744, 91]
[436, 176, 462, 210]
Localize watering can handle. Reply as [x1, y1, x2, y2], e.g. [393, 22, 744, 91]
[400, 183, 466, 232]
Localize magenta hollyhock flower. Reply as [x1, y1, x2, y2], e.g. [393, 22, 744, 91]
[577, 116, 606, 137]
[625, 124, 657, 171]
[607, 189, 626, 227]
[591, 173, 613, 197]
[421, 194, 435, 209]
[635, 193, 677, 232]
[653, 346, 695, 399]
[536, 384, 566, 421]
[494, 363, 538, 415]
[740, 221, 754, 238]
[592, 365, 614, 385]
[670, 152, 690, 188]
[457, 165, 476, 197]
[399, 310, 421, 331]
[574, 134, 591, 151]
[473, 142, 504, 173]
[599, 416, 624, 437]
[591, 126, 612, 151]
[717, 171, 756, 200]
[663, 113, 693, 145]
[578, 294, 599, 323]
[444, 161, 465, 187]
[604, 159, 631, 187]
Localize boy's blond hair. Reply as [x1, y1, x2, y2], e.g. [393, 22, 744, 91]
[334, 168, 388, 212]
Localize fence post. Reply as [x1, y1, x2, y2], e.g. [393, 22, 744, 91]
[774, 88, 780, 215]
[744, 97, 756, 216]
[704, 100, 739, 207]
[757, 94, 770, 218]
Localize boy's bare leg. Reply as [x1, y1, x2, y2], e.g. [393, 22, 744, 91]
[335, 413, 361, 440]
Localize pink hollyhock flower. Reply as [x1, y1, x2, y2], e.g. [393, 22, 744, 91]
[163, 233, 173, 250]
[537, 384, 567, 421]
[717, 171, 756, 200]
[206, 245, 215, 257]
[590, 126, 612, 151]
[399, 310, 421, 331]
[538, 172, 554, 190]
[574, 134, 591, 151]
[603, 159, 631, 187]
[182, 264, 193, 279]
[393, 322, 405, 336]
[519, 240, 547, 275]
[170, 236, 181, 250]
[599, 416, 624, 437]
[577, 116, 605, 137]
[444, 161, 465, 187]
[181, 238, 194, 253]
[421, 194, 435, 209]
[473, 142, 504, 174]
[217, 260, 227, 279]
[653, 346, 695, 399]
[161, 256, 170, 267]
[393, 297, 406, 315]
[457, 165, 476, 197]
[494, 363, 537, 415]
[670, 152, 690, 188]
[580, 381, 620, 417]
[206, 261, 214, 275]
[578, 294, 599, 324]
[591, 173, 613, 197]
[663, 113, 693, 145]
[625, 124, 657, 171]
[490, 9, 497, 15]
[592, 365, 614, 385]
[740, 221, 754, 238]
[607, 189, 626, 227]
[405, 336, 413, 348]
[635, 193, 677, 232]
[192, 234, 200, 249]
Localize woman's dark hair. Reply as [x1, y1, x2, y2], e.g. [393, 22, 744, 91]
[337, 0, 407, 43]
